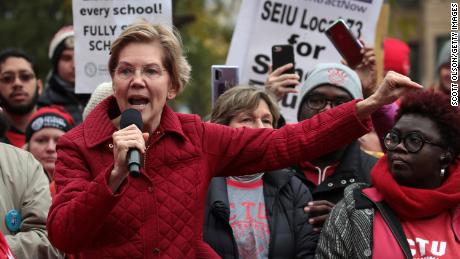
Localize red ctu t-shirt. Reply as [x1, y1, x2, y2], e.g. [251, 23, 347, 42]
[401, 211, 460, 259]
[227, 177, 270, 259]
[365, 187, 460, 259]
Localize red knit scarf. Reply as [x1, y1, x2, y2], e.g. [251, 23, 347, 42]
[371, 156, 460, 220]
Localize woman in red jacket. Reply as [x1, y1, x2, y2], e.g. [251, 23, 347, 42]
[46, 20, 422, 258]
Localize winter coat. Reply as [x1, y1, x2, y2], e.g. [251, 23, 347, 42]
[315, 183, 376, 259]
[0, 143, 63, 259]
[294, 141, 376, 204]
[47, 96, 370, 259]
[204, 169, 318, 258]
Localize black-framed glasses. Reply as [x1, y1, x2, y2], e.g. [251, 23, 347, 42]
[114, 65, 166, 80]
[0, 72, 35, 84]
[303, 94, 352, 110]
[384, 131, 446, 153]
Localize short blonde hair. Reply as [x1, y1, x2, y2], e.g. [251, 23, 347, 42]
[211, 85, 280, 127]
[108, 21, 191, 93]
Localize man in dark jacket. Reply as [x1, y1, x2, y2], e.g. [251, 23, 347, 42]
[38, 25, 90, 125]
[294, 63, 377, 232]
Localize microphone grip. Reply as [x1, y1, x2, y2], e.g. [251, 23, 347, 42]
[127, 149, 141, 177]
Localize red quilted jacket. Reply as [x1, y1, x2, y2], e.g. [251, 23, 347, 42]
[47, 96, 370, 258]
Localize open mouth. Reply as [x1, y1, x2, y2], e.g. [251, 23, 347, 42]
[128, 97, 149, 108]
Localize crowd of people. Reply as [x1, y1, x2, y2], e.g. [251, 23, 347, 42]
[0, 16, 457, 259]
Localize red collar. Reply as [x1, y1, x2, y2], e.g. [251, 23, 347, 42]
[299, 161, 338, 186]
[6, 130, 25, 148]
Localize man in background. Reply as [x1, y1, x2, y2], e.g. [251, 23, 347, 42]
[432, 41, 454, 96]
[38, 25, 90, 125]
[0, 48, 42, 147]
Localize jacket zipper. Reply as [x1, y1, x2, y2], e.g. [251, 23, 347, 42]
[227, 222, 239, 258]
[267, 194, 278, 259]
[143, 131, 156, 168]
[143, 133, 159, 257]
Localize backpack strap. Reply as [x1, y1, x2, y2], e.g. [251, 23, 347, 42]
[353, 188, 413, 259]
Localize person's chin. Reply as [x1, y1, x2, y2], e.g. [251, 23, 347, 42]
[44, 164, 55, 173]
[390, 166, 412, 184]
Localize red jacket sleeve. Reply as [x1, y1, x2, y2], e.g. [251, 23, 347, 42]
[46, 134, 130, 253]
[202, 100, 371, 176]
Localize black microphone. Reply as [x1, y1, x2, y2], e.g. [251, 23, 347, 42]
[120, 109, 143, 177]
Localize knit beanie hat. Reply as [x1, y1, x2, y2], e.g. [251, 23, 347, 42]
[48, 25, 74, 69]
[437, 41, 451, 71]
[384, 38, 411, 76]
[25, 106, 74, 142]
[297, 63, 363, 121]
[83, 82, 114, 120]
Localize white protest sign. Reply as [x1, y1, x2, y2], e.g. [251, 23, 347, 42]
[72, 0, 172, 93]
[227, 0, 383, 123]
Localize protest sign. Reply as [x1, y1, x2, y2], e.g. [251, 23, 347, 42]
[227, 0, 383, 122]
[72, 0, 172, 93]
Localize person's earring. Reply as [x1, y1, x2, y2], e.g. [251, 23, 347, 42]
[441, 168, 446, 177]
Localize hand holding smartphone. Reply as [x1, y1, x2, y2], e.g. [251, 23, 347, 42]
[271, 45, 296, 88]
[325, 19, 363, 69]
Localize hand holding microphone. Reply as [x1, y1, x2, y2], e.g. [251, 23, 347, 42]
[109, 109, 148, 192]
[120, 109, 144, 177]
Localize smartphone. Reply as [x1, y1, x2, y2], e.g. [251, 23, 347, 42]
[272, 44, 295, 87]
[211, 65, 239, 106]
[325, 19, 363, 68]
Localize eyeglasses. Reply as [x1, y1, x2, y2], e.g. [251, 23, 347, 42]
[114, 65, 166, 80]
[0, 73, 35, 84]
[303, 94, 352, 110]
[384, 131, 446, 153]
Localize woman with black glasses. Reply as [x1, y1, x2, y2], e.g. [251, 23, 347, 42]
[316, 90, 460, 258]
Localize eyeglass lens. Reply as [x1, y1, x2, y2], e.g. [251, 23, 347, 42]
[0, 73, 35, 84]
[306, 95, 351, 110]
[384, 132, 425, 153]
